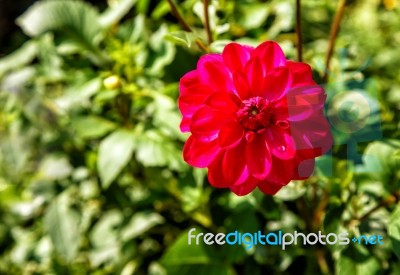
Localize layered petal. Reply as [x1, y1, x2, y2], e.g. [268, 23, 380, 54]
[208, 151, 230, 188]
[183, 135, 221, 168]
[245, 57, 266, 97]
[230, 176, 259, 196]
[178, 84, 212, 118]
[197, 54, 234, 92]
[233, 71, 251, 100]
[179, 70, 199, 96]
[293, 158, 315, 179]
[286, 60, 314, 87]
[246, 134, 272, 179]
[222, 43, 253, 73]
[258, 180, 285, 195]
[191, 106, 232, 141]
[252, 41, 286, 71]
[265, 126, 296, 160]
[218, 121, 244, 149]
[205, 92, 241, 115]
[222, 140, 249, 186]
[290, 112, 332, 154]
[263, 67, 292, 102]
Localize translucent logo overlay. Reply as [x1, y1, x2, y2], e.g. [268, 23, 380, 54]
[187, 228, 384, 250]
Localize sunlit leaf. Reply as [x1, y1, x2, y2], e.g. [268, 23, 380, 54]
[99, 0, 138, 28]
[16, 0, 108, 65]
[388, 204, 400, 259]
[72, 116, 116, 139]
[44, 193, 80, 262]
[161, 230, 234, 275]
[98, 129, 136, 188]
[121, 211, 164, 240]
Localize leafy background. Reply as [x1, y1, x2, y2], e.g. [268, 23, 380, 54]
[0, 0, 399, 274]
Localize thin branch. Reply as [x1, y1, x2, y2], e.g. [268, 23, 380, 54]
[295, 0, 303, 62]
[203, 0, 213, 44]
[166, 0, 209, 52]
[315, 248, 330, 274]
[323, 0, 347, 82]
[358, 191, 400, 222]
[166, 0, 192, 32]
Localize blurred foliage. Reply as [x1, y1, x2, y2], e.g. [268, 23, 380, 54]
[0, 0, 399, 274]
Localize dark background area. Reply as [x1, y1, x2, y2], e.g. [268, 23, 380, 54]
[0, 0, 36, 55]
[0, 0, 113, 55]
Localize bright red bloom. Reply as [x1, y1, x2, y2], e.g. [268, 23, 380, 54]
[178, 41, 332, 196]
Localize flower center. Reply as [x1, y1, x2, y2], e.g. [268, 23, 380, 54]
[236, 97, 272, 131]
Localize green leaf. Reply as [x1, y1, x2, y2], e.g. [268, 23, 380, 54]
[38, 155, 73, 180]
[72, 116, 116, 139]
[274, 180, 306, 201]
[336, 245, 381, 275]
[89, 209, 123, 267]
[239, 3, 269, 30]
[165, 31, 198, 48]
[358, 140, 400, 181]
[97, 129, 136, 188]
[121, 211, 164, 241]
[0, 41, 37, 78]
[136, 130, 185, 170]
[161, 230, 234, 275]
[16, 0, 107, 66]
[148, 24, 176, 75]
[55, 77, 102, 111]
[17, 0, 99, 39]
[44, 193, 81, 262]
[99, 0, 138, 28]
[388, 204, 400, 259]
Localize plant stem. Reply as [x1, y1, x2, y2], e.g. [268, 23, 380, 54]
[203, 0, 213, 44]
[166, 0, 209, 52]
[315, 248, 330, 274]
[358, 191, 400, 221]
[323, 0, 347, 82]
[166, 0, 192, 32]
[295, 0, 303, 62]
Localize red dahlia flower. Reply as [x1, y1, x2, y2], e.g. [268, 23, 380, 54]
[178, 41, 332, 196]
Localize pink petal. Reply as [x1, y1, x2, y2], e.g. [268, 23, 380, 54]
[293, 158, 315, 179]
[258, 180, 284, 195]
[178, 84, 210, 118]
[290, 113, 332, 154]
[230, 176, 258, 196]
[197, 54, 234, 92]
[233, 71, 251, 100]
[222, 140, 249, 185]
[263, 67, 292, 102]
[208, 152, 230, 188]
[280, 85, 326, 121]
[252, 41, 286, 72]
[222, 43, 253, 73]
[191, 106, 232, 141]
[218, 121, 244, 149]
[179, 70, 199, 96]
[205, 92, 241, 114]
[180, 117, 191, 132]
[246, 134, 272, 180]
[286, 60, 314, 87]
[245, 57, 265, 97]
[265, 155, 295, 185]
[265, 127, 296, 160]
[290, 127, 321, 158]
[183, 135, 221, 168]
